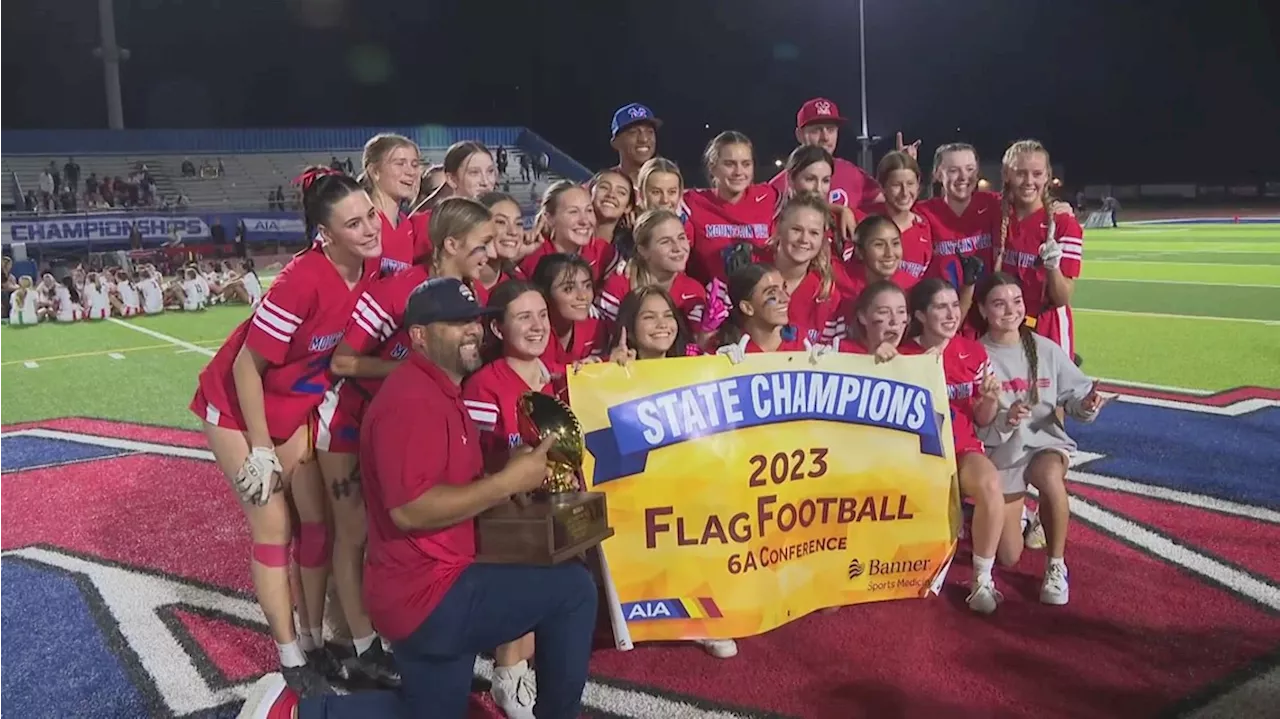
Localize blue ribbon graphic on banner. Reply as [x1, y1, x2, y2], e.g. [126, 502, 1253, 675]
[584, 370, 946, 485]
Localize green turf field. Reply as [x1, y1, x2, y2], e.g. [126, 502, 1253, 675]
[1, 223, 1277, 428]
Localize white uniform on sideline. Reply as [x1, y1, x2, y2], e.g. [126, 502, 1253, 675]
[181, 278, 205, 312]
[8, 289, 39, 325]
[117, 281, 142, 317]
[138, 275, 164, 315]
[242, 271, 263, 307]
[54, 285, 84, 322]
[83, 281, 110, 320]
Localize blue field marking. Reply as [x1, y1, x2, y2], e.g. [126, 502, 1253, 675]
[0, 435, 132, 472]
[1073, 404, 1280, 509]
[1, 560, 149, 719]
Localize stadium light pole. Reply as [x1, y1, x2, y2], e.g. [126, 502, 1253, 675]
[855, 0, 876, 173]
[96, 0, 126, 129]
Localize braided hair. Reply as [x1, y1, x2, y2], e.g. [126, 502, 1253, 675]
[996, 139, 1056, 274]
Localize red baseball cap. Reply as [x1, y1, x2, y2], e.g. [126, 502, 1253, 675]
[796, 98, 847, 129]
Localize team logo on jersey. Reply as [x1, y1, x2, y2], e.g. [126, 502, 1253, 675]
[389, 343, 408, 360]
[815, 101, 833, 116]
[308, 331, 343, 353]
[829, 188, 849, 207]
[507, 433, 523, 449]
[807, 328, 820, 343]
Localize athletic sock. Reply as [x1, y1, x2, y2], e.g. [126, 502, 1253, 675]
[1047, 556, 1066, 572]
[353, 634, 378, 656]
[296, 630, 317, 652]
[278, 641, 307, 668]
[308, 626, 325, 648]
[973, 554, 995, 584]
[493, 660, 528, 681]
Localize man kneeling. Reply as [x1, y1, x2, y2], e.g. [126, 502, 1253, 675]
[239, 278, 597, 719]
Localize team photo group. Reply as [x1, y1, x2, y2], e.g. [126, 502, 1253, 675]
[211, 97, 1111, 719]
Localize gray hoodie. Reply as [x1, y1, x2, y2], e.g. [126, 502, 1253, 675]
[978, 331, 1098, 470]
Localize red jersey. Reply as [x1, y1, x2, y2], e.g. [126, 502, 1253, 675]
[360, 352, 480, 641]
[838, 268, 915, 306]
[745, 334, 809, 353]
[542, 318, 607, 367]
[853, 206, 933, 287]
[901, 336, 988, 456]
[684, 184, 779, 285]
[473, 270, 514, 308]
[995, 208, 1084, 318]
[916, 192, 1000, 288]
[833, 337, 870, 354]
[768, 157, 881, 211]
[595, 271, 707, 327]
[408, 210, 433, 264]
[191, 248, 380, 440]
[379, 211, 416, 275]
[461, 359, 555, 474]
[518, 237, 616, 286]
[785, 270, 844, 345]
[342, 265, 430, 395]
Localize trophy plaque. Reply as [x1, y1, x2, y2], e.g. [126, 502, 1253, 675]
[476, 392, 615, 565]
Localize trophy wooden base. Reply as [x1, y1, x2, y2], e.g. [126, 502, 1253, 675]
[476, 491, 614, 565]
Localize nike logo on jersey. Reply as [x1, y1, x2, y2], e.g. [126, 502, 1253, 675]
[680, 293, 697, 301]
[959, 353, 970, 360]
[977, 208, 987, 214]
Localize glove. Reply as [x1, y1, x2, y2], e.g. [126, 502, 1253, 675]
[715, 334, 750, 365]
[804, 338, 830, 365]
[960, 255, 984, 286]
[698, 279, 730, 333]
[235, 446, 282, 506]
[1039, 238, 1064, 271]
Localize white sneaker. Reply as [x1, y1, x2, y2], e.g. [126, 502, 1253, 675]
[235, 673, 294, 719]
[966, 577, 1002, 615]
[490, 661, 536, 719]
[1041, 562, 1070, 605]
[1024, 510, 1047, 550]
[695, 638, 738, 658]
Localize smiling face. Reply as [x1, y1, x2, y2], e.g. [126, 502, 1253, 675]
[936, 148, 978, 203]
[448, 150, 498, 199]
[1005, 150, 1050, 208]
[372, 144, 421, 203]
[550, 186, 596, 249]
[632, 292, 680, 357]
[710, 142, 754, 197]
[882, 168, 920, 214]
[858, 222, 903, 279]
[789, 160, 833, 199]
[743, 269, 790, 328]
[441, 220, 496, 282]
[495, 289, 551, 359]
[487, 199, 523, 262]
[637, 217, 690, 275]
[777, 206, 826, 266]
[592, 171, 633, 224]
[980, 282, 1026, 333]
[320, 190, 382, 259]
[858, 287, 909, 348]
[916, 285, 962, 340]
[613, 123, 657, 167]
[642, 170, 682, 212]
[549, 265, 593, 323]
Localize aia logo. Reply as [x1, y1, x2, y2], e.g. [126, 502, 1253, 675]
[848, 558, 864, 579]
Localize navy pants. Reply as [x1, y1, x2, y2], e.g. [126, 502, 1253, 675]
[299, 561, 597, 719]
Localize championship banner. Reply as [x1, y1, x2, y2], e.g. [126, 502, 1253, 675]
[569, 352, 961, 644]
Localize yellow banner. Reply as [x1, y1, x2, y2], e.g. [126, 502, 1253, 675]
[568, 352, 960, 643]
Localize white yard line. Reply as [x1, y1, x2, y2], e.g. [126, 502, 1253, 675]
[1072, 308, 1280, 326]
[106, 318, 216, 357]
[1068, 469, 1280, 524]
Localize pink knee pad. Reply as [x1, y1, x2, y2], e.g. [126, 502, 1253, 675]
[297, 521, 331, 568]
[252, 543, 290, 567]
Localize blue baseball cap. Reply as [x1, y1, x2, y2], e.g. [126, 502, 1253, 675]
[404, 278, 499, 327]
[611, 103, 662, 139]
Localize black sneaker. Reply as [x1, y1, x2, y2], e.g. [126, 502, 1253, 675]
[306, 646, 349, 684]
[281, 663, 335, 698]
[349, 642, 402, 689]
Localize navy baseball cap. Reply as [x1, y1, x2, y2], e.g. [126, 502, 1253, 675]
[404, 278, 499, 327]
[611, 103, 662, 139]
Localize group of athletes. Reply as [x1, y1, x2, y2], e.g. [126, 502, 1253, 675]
[5, 258, 264, 324]
[198, 98, 1112, 718]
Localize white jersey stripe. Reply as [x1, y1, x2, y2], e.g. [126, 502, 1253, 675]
[251, 316, 291, 344]
[254, 304, 299, 336]
[261, 297, 302, 324]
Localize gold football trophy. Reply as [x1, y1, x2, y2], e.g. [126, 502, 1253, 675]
[475, 392, 614, 564]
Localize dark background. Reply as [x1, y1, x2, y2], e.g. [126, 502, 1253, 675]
[5, 0, 1278, 184]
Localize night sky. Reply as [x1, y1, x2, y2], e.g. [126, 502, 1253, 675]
[5, 0, 1278, 185]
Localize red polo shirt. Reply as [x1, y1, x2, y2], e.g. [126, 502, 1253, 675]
[359, 350, 482, 641]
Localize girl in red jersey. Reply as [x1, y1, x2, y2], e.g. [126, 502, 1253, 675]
[530, 253, 608, 368]
[769, 192, 845, 346]
[838, 215, 915, 306]
[833, 280, 908, 360]
[873, 151, 932, 288]
[778, 145, 864, 300]
[188, 168, 382, 697]
[900, 278, 1006, 615]
[607, 286, 703, 361]
[315, 198, 496, 688]
[475, 191, 525, 304]
[590, 168, 635, 253]
[409, 141, 498, 261]
[915, 143, 999, 309]
[636, 157, 685, 215]
[711, 263, 809, 361]
[461, 279, 557, 716]
[595, 208, 709, 331]
[359, 133, 421, 274]
[519, 181, 616, 283]
[975, 273, 1111, 606]
[993, 140, 1085, 359]
[684, 132, 780, 287]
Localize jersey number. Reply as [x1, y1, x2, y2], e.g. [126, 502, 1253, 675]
[292, 353, 332, 395]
